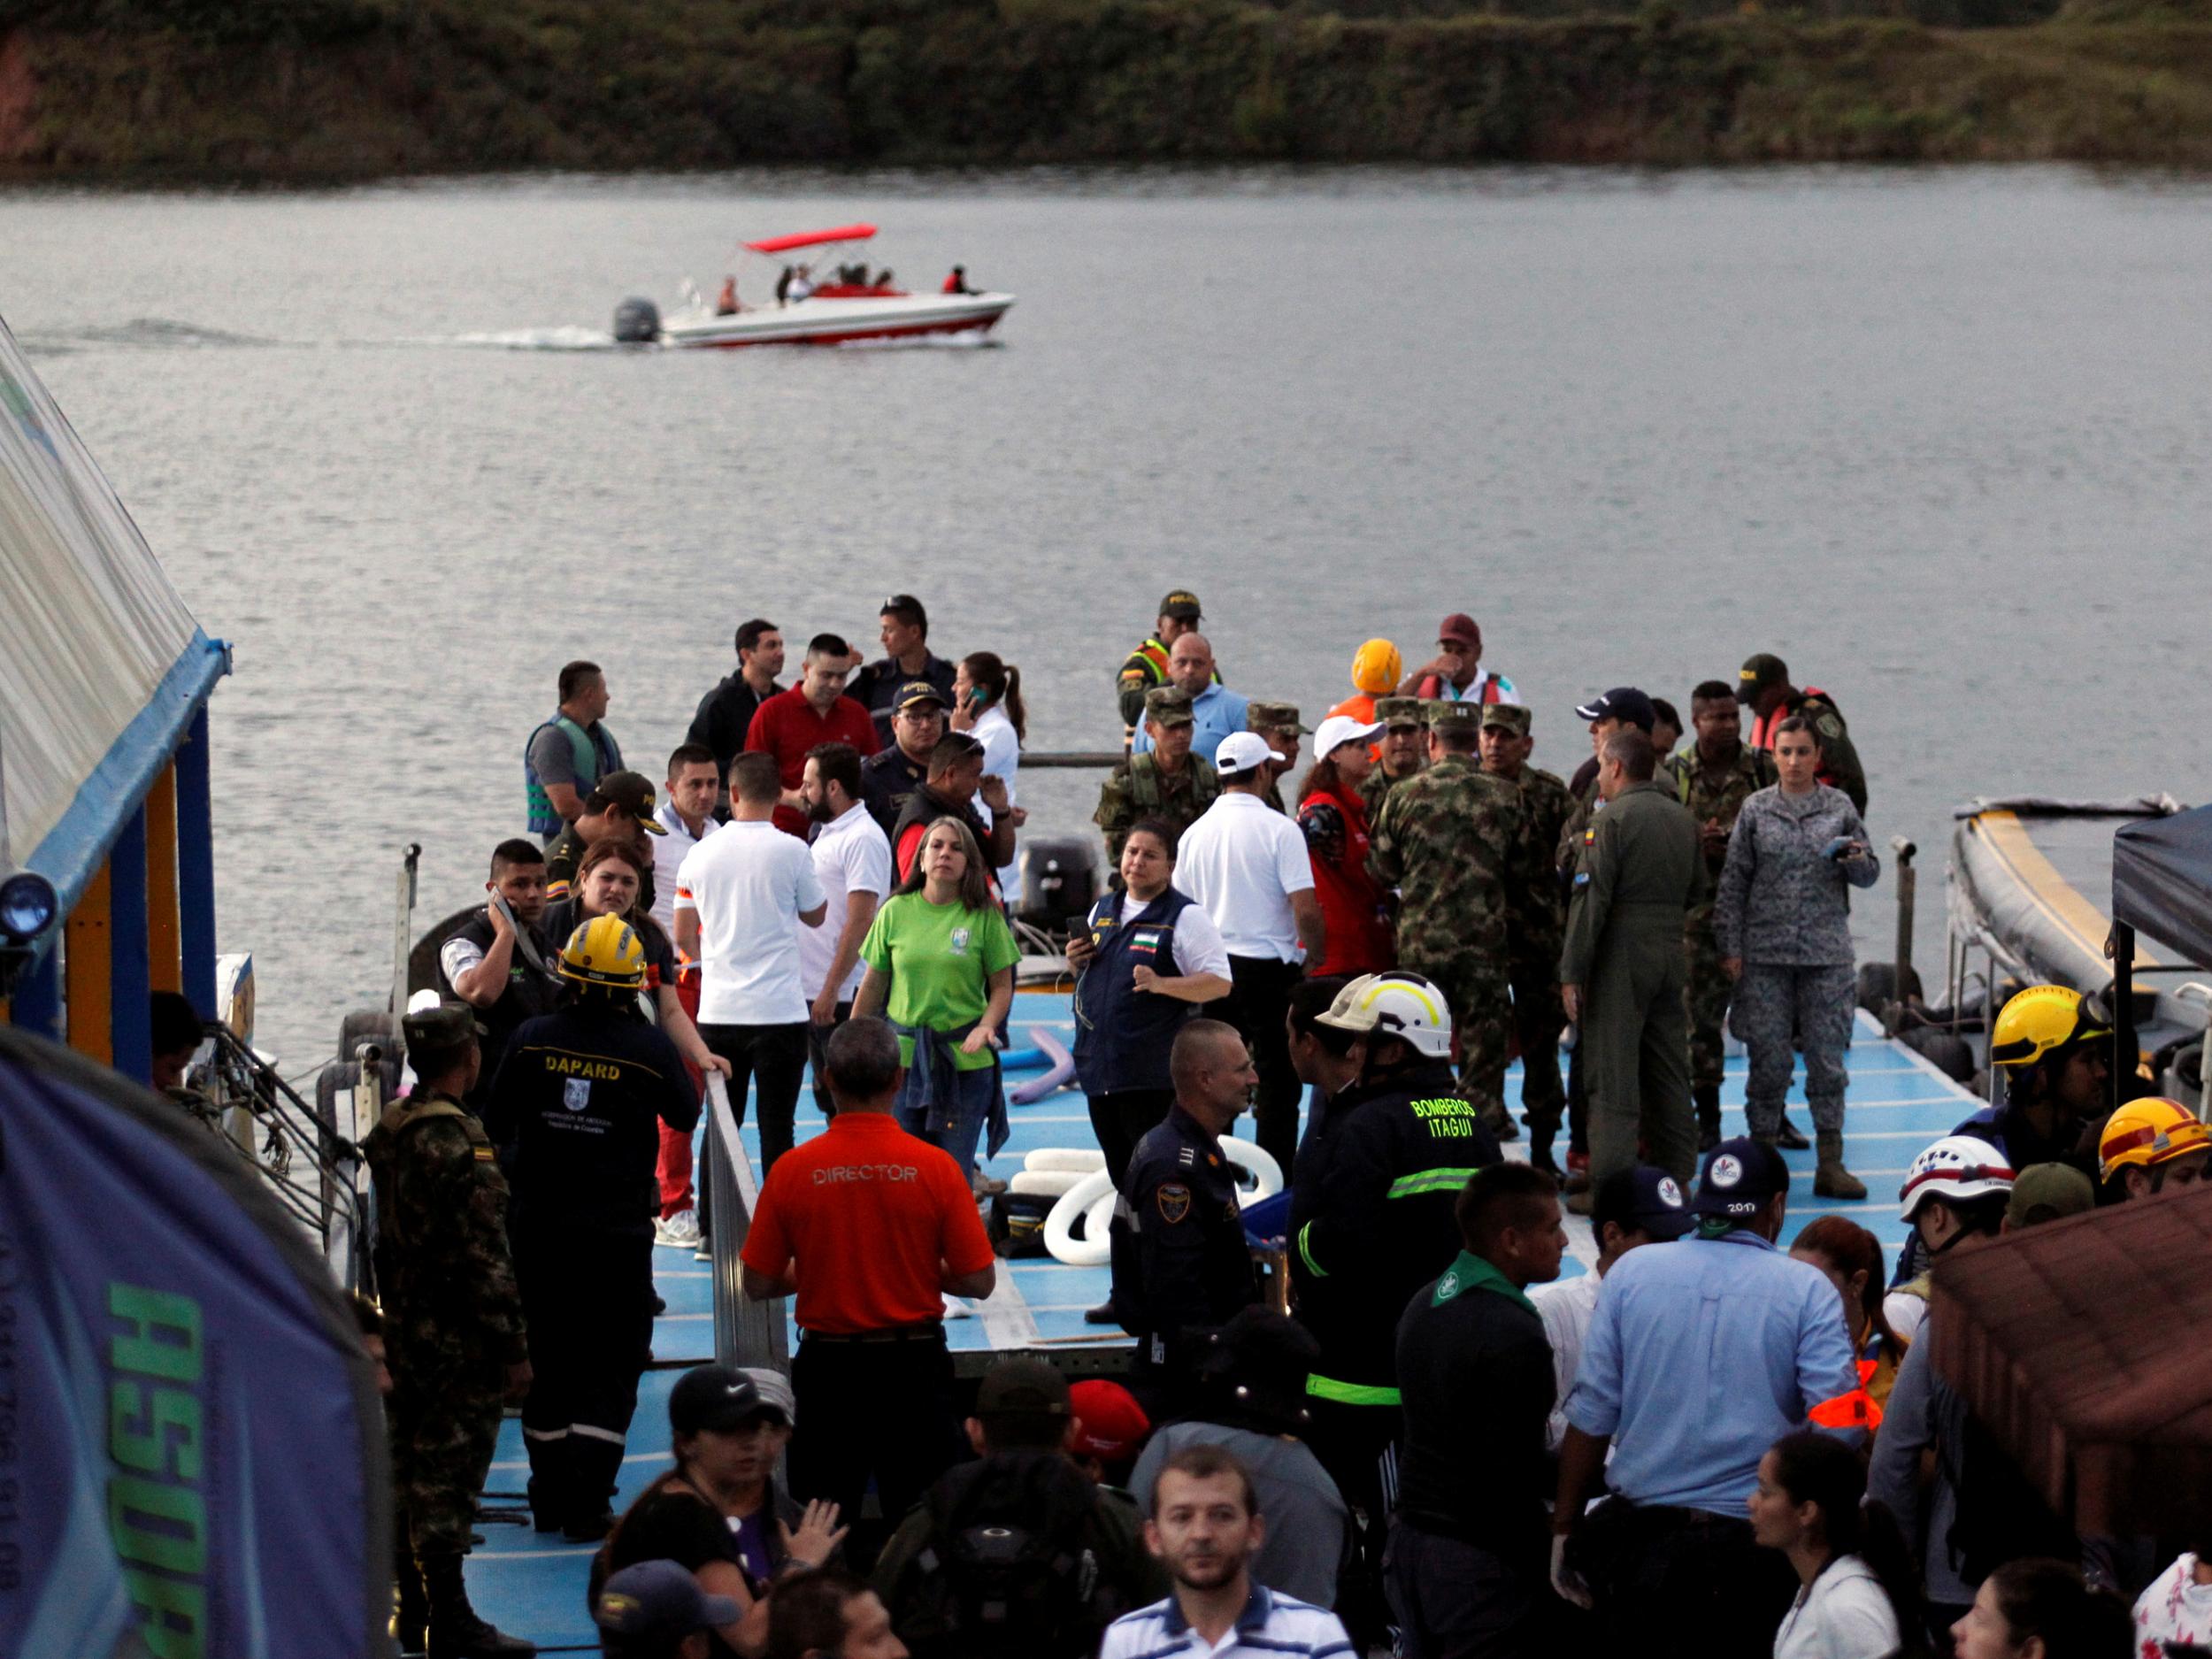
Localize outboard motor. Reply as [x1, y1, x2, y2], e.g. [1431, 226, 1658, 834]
[1015, 835, 1099, 933]
[612, 296, 662, 344]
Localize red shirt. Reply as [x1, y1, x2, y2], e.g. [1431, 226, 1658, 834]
[1297, 781, 1394, 977]
[744, 688, 880, 837]
[740, 1111, 994, 1333]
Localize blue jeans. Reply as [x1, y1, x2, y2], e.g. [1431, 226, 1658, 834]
[893, 1023, 1004, 1173]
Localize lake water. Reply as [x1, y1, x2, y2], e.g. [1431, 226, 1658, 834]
[8, 165, 2210, 1071]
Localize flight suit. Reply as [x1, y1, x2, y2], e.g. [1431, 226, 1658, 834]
[487, 996, 700, 1531]
[1669, 744, 1779, 1113]
[1108, 1104, 1258, 1413]
[1559, 780, 1703, 1187]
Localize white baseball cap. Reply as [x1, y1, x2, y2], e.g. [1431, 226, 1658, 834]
[1214, 731, 1274, 776]
[1313, 714, 1383, 761]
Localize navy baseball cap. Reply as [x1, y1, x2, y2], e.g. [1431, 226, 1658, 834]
[1692, 1137, 1791, 1220]
[1574, 687, 1657, 733]
[1593, 1164, 1696, 1241]
[595, 1559, 740, 1641]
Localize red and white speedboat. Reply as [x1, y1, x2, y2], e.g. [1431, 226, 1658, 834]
[614, 223, 1013, 349]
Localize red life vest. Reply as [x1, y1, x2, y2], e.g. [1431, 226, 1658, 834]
[1415, 670, 1506, 704]
[1299, 783, 1394, 978]
[1749, 684, 1832, 751]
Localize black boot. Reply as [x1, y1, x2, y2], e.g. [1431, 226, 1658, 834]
[1775, 1113, 1809, 1150]
[394, 1513, 429, 1657]
[564, 1432, 626, 1542]
[422, 1549, 536, 1659]
[1694, 1085, 1723, 1154]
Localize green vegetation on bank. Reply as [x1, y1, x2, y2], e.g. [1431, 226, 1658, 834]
[3, 0, 2211, 176]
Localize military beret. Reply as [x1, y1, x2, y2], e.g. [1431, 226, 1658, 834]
[1143, 686, 1195, 726]
[402, 1001, 485, 1051]
[1480, 703, 1531, 737]
[1373, 696, 1425, 729]
[1428, 702, 1482, 732]
[1246, 701, 1309, 735]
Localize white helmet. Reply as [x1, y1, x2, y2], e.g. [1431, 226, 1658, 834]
[1898, 1135, 2016, 1221]
[1316, 972, 1455, 1060]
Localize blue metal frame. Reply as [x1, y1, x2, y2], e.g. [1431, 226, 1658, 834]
[108, 802, 150, 1082]
[9, 946, 60, 1040]
[176, 701, 218, 1020]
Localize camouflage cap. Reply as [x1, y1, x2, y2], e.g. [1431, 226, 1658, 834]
[1373, 696, 1425, 730]
[401, 1000, 485, 1051]
[1143, 686, 1195, 726]
[1427, 701, 1483, 733]
[1480, 703, 1531, 737]
[1739, 652, 1790, 696]
[1246, 701, 1309, 736]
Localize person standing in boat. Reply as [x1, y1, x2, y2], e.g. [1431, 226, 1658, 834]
[943, 265, 976, 295]
[1713, 714, 1880, 1201]
[1739, 653, 1869, 817]
[525, 658, 626, 841]
[715, 276, 738, 316]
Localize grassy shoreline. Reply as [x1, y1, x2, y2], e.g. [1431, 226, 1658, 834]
[4, 1, 2210, 180]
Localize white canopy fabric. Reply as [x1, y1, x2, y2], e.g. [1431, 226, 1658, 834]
[0, 314, 201, 875]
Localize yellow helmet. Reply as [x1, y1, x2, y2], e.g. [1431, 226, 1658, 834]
[1989, 985, 2111, 1069]
[558, 912, 646, 991]
[1350, 638, 1403, 696]
[2098, 1097, 2212, 1182]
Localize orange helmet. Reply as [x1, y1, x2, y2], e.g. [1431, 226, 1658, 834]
[2098, 1097, 2212, 1182]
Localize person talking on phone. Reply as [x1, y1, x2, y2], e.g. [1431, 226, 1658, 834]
[949, 651, 1029, 903]
[1712, 713, 1880, 1201]
[440, 838, 563, 1111]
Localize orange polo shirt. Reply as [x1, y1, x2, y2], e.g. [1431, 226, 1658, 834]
[741, 1110, 995, 1333]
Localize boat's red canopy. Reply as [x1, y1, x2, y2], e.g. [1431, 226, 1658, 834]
[743, 224, 877, 255]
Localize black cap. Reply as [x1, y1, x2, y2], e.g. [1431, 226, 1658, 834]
[1158, 589, 1202, 621]
[894, 680, 949, 712]
[587, 770, 667, 834]
[1739, 653, 1790, 697]
[975, 1356, 1071, 1420]
[667, 1364, 787, 1434]
[1691, 1137, 1791, 1220]
[1574, 687, 1656, 733]
[1594, 1164, 1695, 1241]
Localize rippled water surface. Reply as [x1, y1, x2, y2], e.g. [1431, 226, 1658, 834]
[9, 166, 2210, 1067]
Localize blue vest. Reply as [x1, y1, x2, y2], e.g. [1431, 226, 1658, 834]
[1073, 887, 1197, 1096]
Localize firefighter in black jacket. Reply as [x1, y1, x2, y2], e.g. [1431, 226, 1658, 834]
[1107, 1018, 1262, 1417]
[1286, 971, 1502, 1640]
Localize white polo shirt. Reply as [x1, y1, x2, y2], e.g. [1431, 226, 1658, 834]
[649, 800, 710, 935]
[1172, 791, 1315, 963]
[1100, 1586, 1353, 1659]
[674, 819, 826, 1025]
[799, 803, 893, 1002]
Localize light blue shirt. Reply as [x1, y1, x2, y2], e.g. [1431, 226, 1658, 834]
[1563, 1228, 1858, 1517]
[1131, 682, 1250, 765]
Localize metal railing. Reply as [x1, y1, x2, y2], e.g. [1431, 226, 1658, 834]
[703, 1071, 788, 1374]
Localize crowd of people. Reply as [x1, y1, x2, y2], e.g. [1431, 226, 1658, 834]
[345, 588, 2205, 1659]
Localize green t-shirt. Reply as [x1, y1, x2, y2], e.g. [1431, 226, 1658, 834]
[858, 893, 1021, 1071]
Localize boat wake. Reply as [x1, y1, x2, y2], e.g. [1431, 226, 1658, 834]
[443, 326, 623, 352]
[15, 317, 286, 355]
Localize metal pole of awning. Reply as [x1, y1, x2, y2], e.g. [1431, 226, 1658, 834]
[2113, 920, 2137, 1111]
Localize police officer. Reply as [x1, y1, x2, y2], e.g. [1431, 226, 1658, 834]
[1116, 589, 1206, 743]
[365, 1002, 535, 1659]
[1559, 727, 1702, 1202]
[487, 913, 702, 1540]
[1478, 703, 1575, 1171]
[1287, 972, 1501, 1645]
[1366, 701, 1521, 1139]
[1670, 680, 1780, 1151]
[1739, 652, 1868, 816]
[1245, 700, 1307, 812]
[1094, 687, 1221, 864]
[1108, 1018, 1262, 1415]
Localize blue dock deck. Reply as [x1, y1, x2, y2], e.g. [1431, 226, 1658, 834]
[466, 1004, 1977, 1651]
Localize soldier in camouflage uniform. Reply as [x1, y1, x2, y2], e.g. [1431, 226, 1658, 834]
[1739, 651, 1868, 817]
[1367, 701, 1521, 1129]
[1247, 700, 1308, 814]
[1357, 695, 1427, 820]
[1479, 703, 1575, 1165]
[365, 1002, 535, 1659]
[1668, 680, 1779, 1152]
[1095, 687, 1221, 862]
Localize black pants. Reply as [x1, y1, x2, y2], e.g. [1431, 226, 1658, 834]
[805, 1002, 854, 1118]
[1384, 1522, 1545, 1659]
[1304, 1397, 1401, 1653]
[1571, 1498, 1798, 1659]
[1221, 955, 1302, 1175]
[515, 1224, 654, 1527]
[788, 1328, 964, 1563]
[1088, 1087, 1175, 1190]
[699, 1020, 808, 1172]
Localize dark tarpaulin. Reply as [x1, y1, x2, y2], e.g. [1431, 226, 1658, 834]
[1929, 1182, 2212, 1538]
[2114, 803, 2212, 969]
[0, 1023, 390, 1657]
